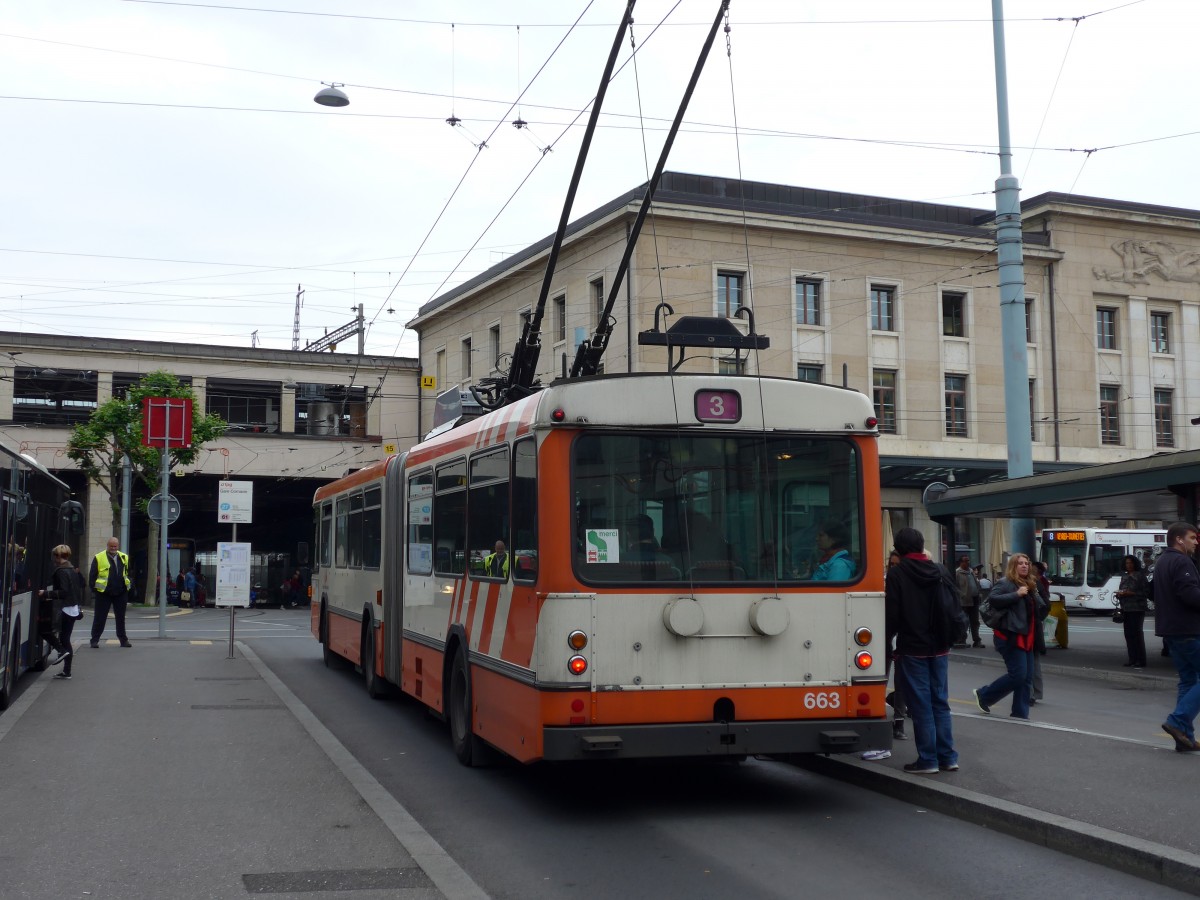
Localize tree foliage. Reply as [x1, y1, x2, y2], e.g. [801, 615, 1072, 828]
[66, 371, 226, 533]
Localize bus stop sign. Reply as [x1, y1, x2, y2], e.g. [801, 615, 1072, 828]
[148, 493, 181, 525]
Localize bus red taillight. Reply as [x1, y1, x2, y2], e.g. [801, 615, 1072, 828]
[854, 651, 873, 670]
[568, 655, 588, 675]
[853, 627, 872, 646]
[551, 407, 566, 423]
[865, 416, 878, 429]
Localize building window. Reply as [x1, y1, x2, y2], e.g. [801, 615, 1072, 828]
[1100, 384, 1121, 445]
[717, 270, 744, 318]
[207, 378, 281, 433]
[461, 337, 473, 380]
[945, 374, 967, 437]
[554, 295, 566, 343]
[797, 364, 822, 383]
[718, 356, 746, 375]
[590, 278, 605, 328]
[1155, 388, 1174, 448]
[12, 368, 99, 426]
[1029, 379, 1037, 441]
[435, 349, 446, 390]
[1025, 298, 1034, 343]
[1151, 312, 1170, 354]
[489, 325, 501, 373]
[873, 370, 897, 434]
[942, 291, 965, 337]
[870, 285, 895, 331]
[1096, 307, 1117, 350]
[292, 383, 368, 437]
[795, 278, 821, 326]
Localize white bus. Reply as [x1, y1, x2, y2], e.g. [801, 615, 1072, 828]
[1039, 528, 1166, 612]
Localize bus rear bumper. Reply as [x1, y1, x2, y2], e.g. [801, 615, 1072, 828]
[541, 718, 892, 761]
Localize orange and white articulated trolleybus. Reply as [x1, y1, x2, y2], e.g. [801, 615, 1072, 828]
[311, 372, 890, 765]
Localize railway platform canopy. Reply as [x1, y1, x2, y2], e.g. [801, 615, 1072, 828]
[924, 448, 1200, 525]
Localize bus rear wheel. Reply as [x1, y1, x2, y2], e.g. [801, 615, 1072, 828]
[362, 625, 385, 699]
[0, 633, 18, 711]
[449, 647, 490, 767]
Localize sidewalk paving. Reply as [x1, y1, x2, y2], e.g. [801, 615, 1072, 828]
[0, 632, 467, 900]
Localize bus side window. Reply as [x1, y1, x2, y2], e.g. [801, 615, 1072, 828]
[512, 438, 537, 582]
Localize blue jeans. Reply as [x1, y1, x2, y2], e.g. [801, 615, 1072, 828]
[978, 632, 1031, 718]
[899, 654, 956, 768]
[1165, 636, 1200, 740]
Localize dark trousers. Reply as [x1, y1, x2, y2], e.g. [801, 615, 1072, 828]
[91, 591, 128, 643]
[39, 622, 67, 655]
[1122, 611, 1147, 667]
[60, 614, 76, 674]
[964, 605, 981, 643]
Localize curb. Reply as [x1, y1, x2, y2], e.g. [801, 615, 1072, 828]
[948, 649, 1177, 691]
[794, 754, 1200, 895]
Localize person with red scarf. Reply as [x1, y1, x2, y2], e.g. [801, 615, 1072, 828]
[973, 553, 1046, 719]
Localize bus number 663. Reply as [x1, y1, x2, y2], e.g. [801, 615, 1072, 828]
[803, 691, 841, 710]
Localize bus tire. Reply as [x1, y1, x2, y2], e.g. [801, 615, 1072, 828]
[0, 632, 18, 711]
[362, 623, 385, 699]
[449, 646, 489, 767]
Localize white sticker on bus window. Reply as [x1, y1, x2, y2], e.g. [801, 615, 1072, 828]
[409, 499, 431, 525]
[586, 529, 620, 563]
[409, 543, 432, 575]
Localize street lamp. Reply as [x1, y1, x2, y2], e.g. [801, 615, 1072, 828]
[314, 83, 349, 107]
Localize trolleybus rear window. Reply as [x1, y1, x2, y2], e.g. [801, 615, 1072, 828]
[572, 432, 863, 585]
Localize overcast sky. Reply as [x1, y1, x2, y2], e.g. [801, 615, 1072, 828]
[1, 0, 1192, 359]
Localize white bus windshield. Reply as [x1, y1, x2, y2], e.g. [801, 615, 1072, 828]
[572, 432, 863, 585]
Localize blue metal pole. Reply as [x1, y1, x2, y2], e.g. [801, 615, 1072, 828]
[992, 0, 1035, 557]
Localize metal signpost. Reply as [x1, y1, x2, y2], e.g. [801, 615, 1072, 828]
[142, 397, 192, 639]
[217, 481, 253, 656]
[215, 541, 251, 658]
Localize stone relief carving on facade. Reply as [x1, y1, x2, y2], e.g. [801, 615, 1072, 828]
[1093, 239, 1200, 284]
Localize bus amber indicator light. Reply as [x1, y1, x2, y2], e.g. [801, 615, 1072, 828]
[568, 655, 588, 675]
[853, 627, 872, 646]
[568, 630, 588, 650]
[854, 651, 873, 669]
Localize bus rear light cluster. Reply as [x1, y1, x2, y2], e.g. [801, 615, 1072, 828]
[568, 655, 588, 676]
[854, 651, 873, 670]
[853, 627, 872, 646]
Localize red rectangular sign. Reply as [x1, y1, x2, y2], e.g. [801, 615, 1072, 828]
[142, 397, 193, 448]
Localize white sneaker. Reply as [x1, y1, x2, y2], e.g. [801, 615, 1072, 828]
[51, 650, 71, 666]
[53, 672, 71, 680]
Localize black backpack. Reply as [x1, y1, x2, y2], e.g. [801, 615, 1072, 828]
[934, 568, 970, 647]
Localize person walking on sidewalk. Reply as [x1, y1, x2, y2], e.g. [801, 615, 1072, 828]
[42, 545, 82, 678]
[1154, 522, 1200, 752]
[884, 527, 958, 775]
[36, 544, 75, 669]
[954, 556, 983, 647]
[973, 553, 1046, 720]
[89, 537, 132, 648]
[1115, 554, 1150, 669]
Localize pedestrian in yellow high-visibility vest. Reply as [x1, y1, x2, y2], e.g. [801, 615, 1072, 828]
[88, 536, 132, 648]
[484, 541, 509, 579]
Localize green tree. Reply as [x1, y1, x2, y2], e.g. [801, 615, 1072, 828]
[67, 370, 226, 537]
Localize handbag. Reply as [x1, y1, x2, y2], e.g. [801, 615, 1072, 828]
[1113, 608, 1124, 623]
[978, 595, 1005, 629]
[180, 590, 192, 603]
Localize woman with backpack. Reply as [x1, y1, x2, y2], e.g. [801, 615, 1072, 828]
[973, 553, 1048, 720]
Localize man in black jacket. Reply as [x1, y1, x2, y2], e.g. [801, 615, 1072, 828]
[1154, 522, 1200, 752]
[885, 527, 958, 774]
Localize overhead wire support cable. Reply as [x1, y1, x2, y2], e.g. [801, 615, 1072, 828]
[570, 0, 731, 380]
[475, 0, 637, 411]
